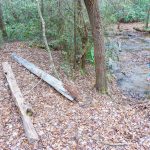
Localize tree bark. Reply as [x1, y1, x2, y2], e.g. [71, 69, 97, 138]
[41, 0, 44, 16]
[73, 0, 77, 70]
[0, 1, 7, 38]
[84, 0, 107, 93]
[145, 5, 150, 29]
[77, 0, 88, 70]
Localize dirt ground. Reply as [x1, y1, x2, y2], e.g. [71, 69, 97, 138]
[0, 23, 150, 150]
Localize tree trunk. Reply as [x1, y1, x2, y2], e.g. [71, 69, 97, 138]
[145, 5, 150, 29]
[40, 0, 44, 30]
[41, 0, 44, 16]
[36, 0, 60, 79]
[84, 0, 107, 93]
[77, 0, 88, 71]
[0, 1, 7, 38]
[73, 0, 77, 70]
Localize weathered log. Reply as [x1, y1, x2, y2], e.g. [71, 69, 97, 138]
[133, 27, 150, 33]
[2, 62, 39, 143]
[12, 53, 76, 102]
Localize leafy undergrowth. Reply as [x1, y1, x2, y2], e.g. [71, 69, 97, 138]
[0, 40, 150, 149]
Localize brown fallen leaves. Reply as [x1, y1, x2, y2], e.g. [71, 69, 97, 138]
[0, 39, 150, 150]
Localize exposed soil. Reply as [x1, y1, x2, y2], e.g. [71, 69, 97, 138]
[0, 23, 150, 150]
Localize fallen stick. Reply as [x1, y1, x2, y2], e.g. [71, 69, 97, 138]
[133, 27, 150, 33]
[2, 62, 39, 143]
[100, 141, 128, 147]
[12, 53, 76, 102]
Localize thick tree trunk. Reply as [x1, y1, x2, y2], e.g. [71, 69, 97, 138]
[0, 1, 7, 38]
[84, 0, 107, 93]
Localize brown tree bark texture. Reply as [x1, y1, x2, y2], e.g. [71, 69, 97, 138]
[0, 1, 7, 38]
[84, 0, 107, 93]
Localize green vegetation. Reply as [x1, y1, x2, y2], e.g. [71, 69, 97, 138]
[102, 0, 149, 24]
[3, 1, 39, 41]
[1, 0, 149, 64]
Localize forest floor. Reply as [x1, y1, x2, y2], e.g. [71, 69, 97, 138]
[0, 23, 150, 150]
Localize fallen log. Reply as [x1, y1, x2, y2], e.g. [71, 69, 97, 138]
[133, 27, 150, 33]
[12, 53, 76, 102]
[2, 62, 39, 143]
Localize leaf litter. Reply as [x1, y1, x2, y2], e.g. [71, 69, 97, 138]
[0, 41, 150, 150]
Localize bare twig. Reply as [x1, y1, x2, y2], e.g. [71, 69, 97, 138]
[23, 78, 42, 96]
[100, 140, 128, 147]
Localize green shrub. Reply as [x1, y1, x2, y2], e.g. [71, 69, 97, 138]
[101, 0, 149, 24]
[6, 19, 40, 41]
[86, 46, 94, 64]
